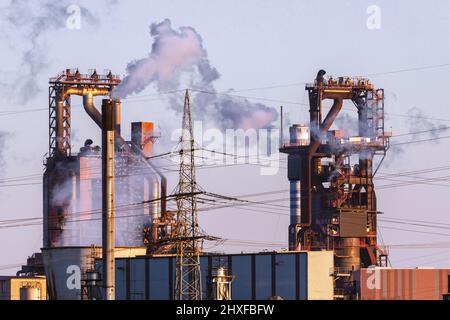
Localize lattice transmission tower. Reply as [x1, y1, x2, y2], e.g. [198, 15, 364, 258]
[174, 89, 203, 300]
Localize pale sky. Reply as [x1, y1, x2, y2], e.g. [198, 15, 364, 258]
[1, 0, 450, 274]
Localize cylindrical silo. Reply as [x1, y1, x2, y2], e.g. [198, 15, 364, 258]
[289, 124, 310, 146]
[20, 287, 41, 300]
[335, 237, 361, 271]
[289, 180, 301, 225]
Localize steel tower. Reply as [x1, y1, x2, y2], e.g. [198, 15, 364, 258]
[280, 70, 391, 299]
[174, 90, 202, 300]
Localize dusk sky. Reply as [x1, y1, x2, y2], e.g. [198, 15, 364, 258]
[1, 0, 450, 275]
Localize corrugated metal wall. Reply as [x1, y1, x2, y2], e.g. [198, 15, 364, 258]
[359, 268, 450, 300]
[108, 251, 333, 300]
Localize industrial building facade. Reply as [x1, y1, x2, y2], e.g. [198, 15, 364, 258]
[0, 276, 47, 300]
[99, 251, 334, 300]
[358, 267, 450, 300]
[39, 248, 334, 300]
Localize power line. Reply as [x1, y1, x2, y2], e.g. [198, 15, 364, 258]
[389, 127, 449, 138]
[378, 225, 450, 238]
[389, 135, 450, 147]
[364, 63, 450, 77]
[190, 89, 307, 106]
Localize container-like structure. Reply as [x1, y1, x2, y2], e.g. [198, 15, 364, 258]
[94, 250, 334, 300]
[41, 246, 146, 300]
[0, 276, 47, 300]
[358, 267, 450, 300]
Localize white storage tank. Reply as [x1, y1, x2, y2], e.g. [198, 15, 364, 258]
[20, 287, 41, 300]
[289, 124, 310, 146]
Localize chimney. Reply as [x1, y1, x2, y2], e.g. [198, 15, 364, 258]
[131, 122, 155, 158]
[101, 99, 115, 300]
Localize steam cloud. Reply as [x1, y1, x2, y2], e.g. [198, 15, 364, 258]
[0, 0, 115, 103]
[335, 113, 358, 136]
[407, 107, 448, 140]
[113, 19, 278, 130]
[0, 131, 8, 172]
[50, 155, 152, 247]
[386, 107, 448, 158]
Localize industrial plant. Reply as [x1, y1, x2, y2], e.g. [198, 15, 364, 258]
[1, 68, 448, 301]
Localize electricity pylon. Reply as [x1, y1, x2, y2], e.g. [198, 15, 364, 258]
[174, 89, 202, 300]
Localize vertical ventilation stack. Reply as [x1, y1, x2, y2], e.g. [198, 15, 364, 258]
[101, 99, 115, 300]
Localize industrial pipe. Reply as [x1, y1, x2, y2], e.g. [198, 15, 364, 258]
[114, 100, 121, 135]
[54, 88, 110, 156]
[82, 93, 103, 128]
[56, 99, 65, 156]
[301, 98, 344, 229]
[288, 180, 301, 251]
[309, 98, 343, 155]
[101, 99, 115, 300]
[279, 106, 283, 147]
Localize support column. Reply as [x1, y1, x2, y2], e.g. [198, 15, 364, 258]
[102, 99, 115, 300]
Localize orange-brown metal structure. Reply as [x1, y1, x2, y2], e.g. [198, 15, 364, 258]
[280, 70, 391, 299]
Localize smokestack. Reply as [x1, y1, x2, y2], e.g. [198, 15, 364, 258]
[56, 98, 65, 157]
[289, 180, 301, 251]
[102, 99, 115, 300]
[114, 100, 121, 135]
[280, 106, 283, 147]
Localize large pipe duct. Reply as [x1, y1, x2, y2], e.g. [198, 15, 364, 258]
[82, 93, 104, 128]
[309, 98, 343, 155]
[56, 99, 65, 156]
[302, 97, 343, 228]
[54, 87, 109, 155]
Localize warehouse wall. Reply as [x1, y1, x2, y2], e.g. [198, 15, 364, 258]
[307, 251, 334, 300]
[108, 251, 334, 300]
[0, 276, 47, 300]
[42, 246, 146, 300]
[358, 267, 450, 300]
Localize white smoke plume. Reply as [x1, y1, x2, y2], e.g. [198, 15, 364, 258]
[50, 153, 152, 247]
[334, 112, 358, 136]
[0, 131, 8, 172]
[113, 19, 278, 130]
[407, 107, 448, 140]
[113, 19, 209, 96]
[384, 107, 448, 161]
[0, 0, 116, 103]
